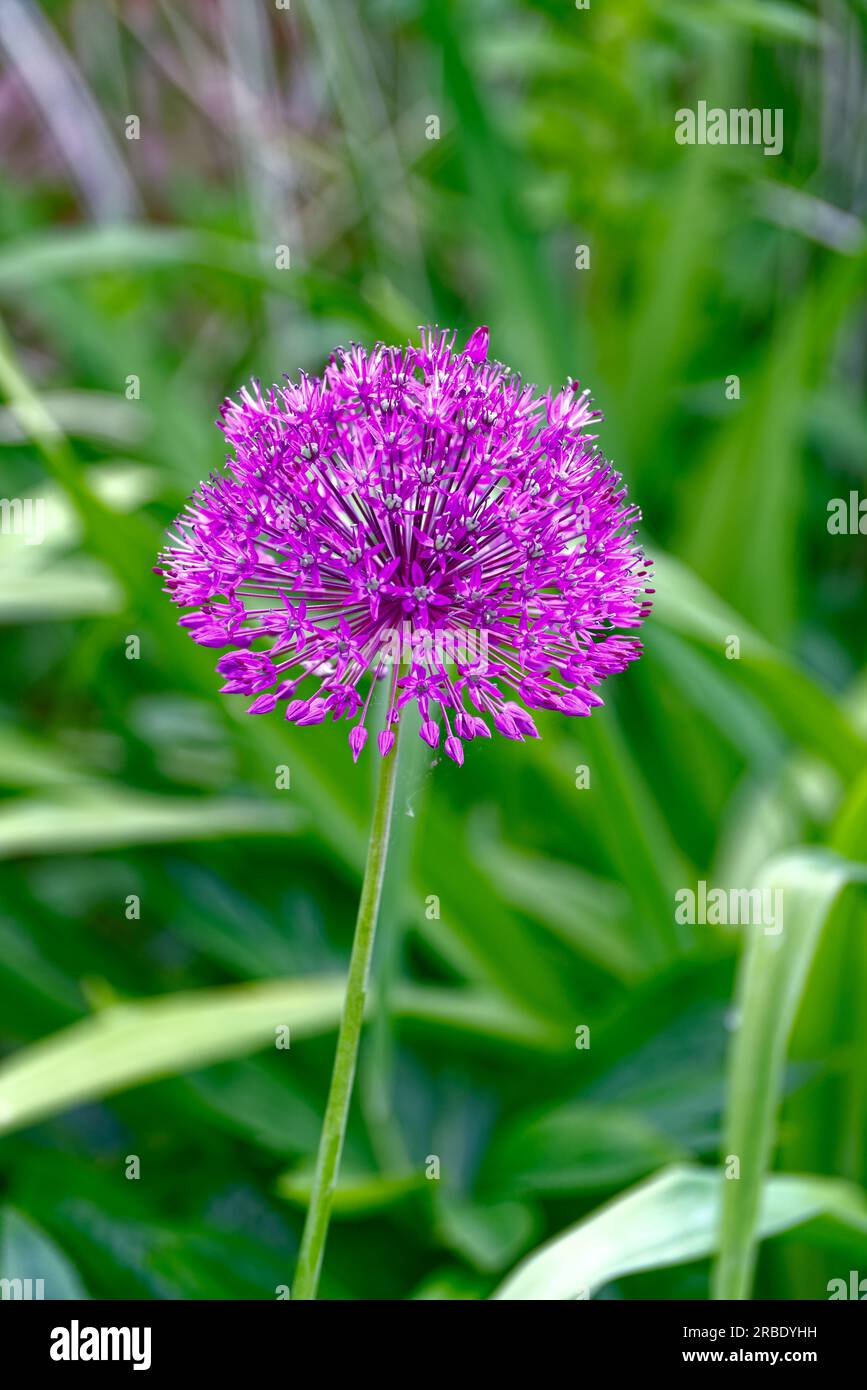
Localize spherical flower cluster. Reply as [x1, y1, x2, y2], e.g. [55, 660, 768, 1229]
[157, 327, 652, 764]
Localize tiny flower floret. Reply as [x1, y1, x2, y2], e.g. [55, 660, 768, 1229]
[157, 327, 652, 762]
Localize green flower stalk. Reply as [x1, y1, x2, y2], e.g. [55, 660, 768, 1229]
[292, 732, 402, 1299]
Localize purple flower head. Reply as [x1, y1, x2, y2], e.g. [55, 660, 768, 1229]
[156, 327, 652, 762]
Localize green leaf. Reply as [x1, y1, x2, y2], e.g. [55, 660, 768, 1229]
[0, 1208, 88, 1298]
[393, 983, 564, 1054]
[547, 706, 690, 959]
[494, 1164, 867, 1300]
[52, 1199, 292, 1301]
[831, 765, 867, 858]
[0, 787, 300, 857]
[436, 1196, 538, 1274]
[0, 225, 291, 294]
[410, 1265, 488, 1300]
[0, 728, 85, 789]
[652, 552, 866, 777]
[470, 813, 646, 982]
[0, 390, 152, 447]
[180, 1059, 323, 1156]
[681, 258, 865, 635]
[482, 1103, 685, 1199]
[713, 849, 867, 1299]
[714, 0, 832, 46]
[424, 0, 569, 386]
[414, 800, 581, 1020]
[619, 152, 715, 483]
[0, 563, 120, 622]
[0, 977, 347, 1135]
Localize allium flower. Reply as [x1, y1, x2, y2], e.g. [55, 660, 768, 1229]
[157, 327, 652, 763]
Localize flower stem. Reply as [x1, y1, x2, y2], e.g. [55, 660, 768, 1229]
[292, 730, 403, 1300]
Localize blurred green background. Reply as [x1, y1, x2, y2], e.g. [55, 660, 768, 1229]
[1, 0, 867, 1301]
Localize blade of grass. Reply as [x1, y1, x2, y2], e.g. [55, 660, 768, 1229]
[0, 0, 140, 220]
[494, 1162, 867, 1300]
[652, 551, 867, 777]
[712, 848, 867, 1299]
[0, 787, 300, 858]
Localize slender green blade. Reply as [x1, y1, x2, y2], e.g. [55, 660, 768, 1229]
[713, 849, 867, 1299]
[495, 1164, 867, 1300]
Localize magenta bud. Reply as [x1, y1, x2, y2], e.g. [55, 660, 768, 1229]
[463, 326, 489, 364]
[247, 693, 277, 714]
[444, 735, 464, 766]
[561, 693, 590, 716]
[349, 725, 368, 761]
[420, 719, 440, 748]
[297, 698, 328, 725]
[378, 729, 395, 757]
[493, 711, 523, 740]
[504, 703, 540, 738]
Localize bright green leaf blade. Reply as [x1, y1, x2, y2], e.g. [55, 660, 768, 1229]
[0, 788, 300, 857]
[713, 849, 867, 1299]
[0, 977, 347, 1136]
[831, 765, 867, 857]
[494, 1163, 867, 1300]
[0, 563, 120, 622]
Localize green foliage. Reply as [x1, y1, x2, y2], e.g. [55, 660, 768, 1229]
[0, 0, 865, 1300]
